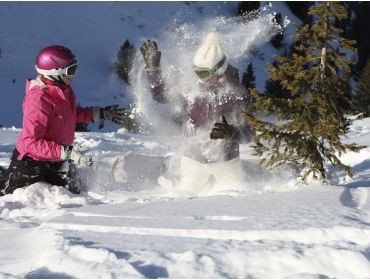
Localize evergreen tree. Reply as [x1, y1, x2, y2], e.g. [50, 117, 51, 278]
[237, 1, 260, 17]
[349, 2, 370, 78]
[264, 61, 292, 99]
[115, 39, 136, 85]
[334, 2, 352, 39]
[270, 13, 284, 50]
[354, 57, 370, 116]
[242, 63, 255, 91]
[286, 1, 313, 25]
[244, 2, 364, 181]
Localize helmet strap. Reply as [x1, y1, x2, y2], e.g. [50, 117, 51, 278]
[44, 75, 66, 85]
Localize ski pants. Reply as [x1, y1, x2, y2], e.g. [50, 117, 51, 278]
[0, 149, 81, 196]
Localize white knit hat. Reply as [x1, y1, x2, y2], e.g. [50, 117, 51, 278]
[193, 32, 228, 75]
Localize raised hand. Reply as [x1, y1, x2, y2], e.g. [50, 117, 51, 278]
[140, 40, 161, 71]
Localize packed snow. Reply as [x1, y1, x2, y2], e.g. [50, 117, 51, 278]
[1, 117, 370, 278]
[1, 1, 370, 279]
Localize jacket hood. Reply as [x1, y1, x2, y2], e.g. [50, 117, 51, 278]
[26, 76, 69, 94]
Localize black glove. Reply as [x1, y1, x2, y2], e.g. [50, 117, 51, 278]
[140, 40, 161, 71]
[210, 115, 237, 140]
[93, 105, 131, 129]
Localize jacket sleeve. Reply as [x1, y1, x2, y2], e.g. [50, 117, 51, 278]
[76, 106, 93, 123]
[20, 93, 62, 161]
[146, 70, 167, 103]
[230, 85, 256, 144]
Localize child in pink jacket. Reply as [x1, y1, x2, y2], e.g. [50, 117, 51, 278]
[0, 45, 129, 195]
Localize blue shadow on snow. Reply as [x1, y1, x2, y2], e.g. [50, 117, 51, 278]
[24, 267, 74, 279]
[65, 236, 169, 278]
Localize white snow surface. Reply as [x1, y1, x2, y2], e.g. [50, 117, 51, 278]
[1, 118, 370, 278]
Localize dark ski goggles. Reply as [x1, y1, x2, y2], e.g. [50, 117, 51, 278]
[193, 56, 226, 82]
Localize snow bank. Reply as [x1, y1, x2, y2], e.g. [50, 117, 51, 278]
[0, 183, 91, 220]
[1, 123, 370, 278]
[0, 227, 58, 277]
[164, 246, 370, 278]
[155, 156, 299, 197]
[0, 224, 143, 278]
[34, 235, 143, 279]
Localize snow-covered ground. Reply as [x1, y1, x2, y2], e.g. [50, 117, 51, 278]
[1, 117, 370, 278]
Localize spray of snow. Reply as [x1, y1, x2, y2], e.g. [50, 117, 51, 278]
[130, 8, 282, 133]
[127, 8, 286, 196]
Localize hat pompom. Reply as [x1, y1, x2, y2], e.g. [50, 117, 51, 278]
[204, 32, 220, 46]
[193, 32, 227, 75]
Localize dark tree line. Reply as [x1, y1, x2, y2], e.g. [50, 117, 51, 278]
[354, 58, 370, 117]
[345, 2, 370, 77]
[237, 1, 260, 16]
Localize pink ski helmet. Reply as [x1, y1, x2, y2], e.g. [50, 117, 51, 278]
[35, 45, 78, 81]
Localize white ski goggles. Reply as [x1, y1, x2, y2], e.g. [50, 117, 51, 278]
[35, 60, 78, 77]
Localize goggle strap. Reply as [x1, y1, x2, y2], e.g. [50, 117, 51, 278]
[215, 58, 228, 76]
[35, 66, 62, 76]
[193, 55, 227, 73]
[215, 56, 226, 71]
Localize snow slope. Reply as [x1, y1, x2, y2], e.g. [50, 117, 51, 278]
[0, 1, 239, 129]
[0, 1, 296, 130]
[1, 118, 370, 278]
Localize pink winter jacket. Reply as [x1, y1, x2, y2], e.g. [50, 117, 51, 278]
[15, 77, 93, 162]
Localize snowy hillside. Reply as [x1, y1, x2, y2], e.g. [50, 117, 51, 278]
[0, 1, 238, 129]
[0, 1, 299, 130]
[1, 117, 370, 278]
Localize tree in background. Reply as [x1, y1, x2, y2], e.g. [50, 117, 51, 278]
[115, 39, 136, 85]
[242, 63, 256, 91]
[270, 13, 284, 50]
[348, 2, 370, 78]
[333, 2, 353, 39]
[237, 1, 260, 16]
[354, 57, 370, 117]
[244, 2, 363, 181]
[285, 1, 313, 25]
[264, 61, 292, 99]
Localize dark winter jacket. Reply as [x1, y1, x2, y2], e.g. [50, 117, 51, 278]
[145, 64, 255, 163]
